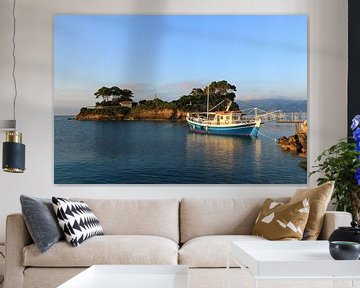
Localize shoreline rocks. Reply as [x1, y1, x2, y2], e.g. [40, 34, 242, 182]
[278, 132, 307, 157]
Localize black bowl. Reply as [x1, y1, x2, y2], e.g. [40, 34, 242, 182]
[329, 241, 360, 260]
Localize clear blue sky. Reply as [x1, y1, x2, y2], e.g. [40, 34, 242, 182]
[54, 15, 307, 115]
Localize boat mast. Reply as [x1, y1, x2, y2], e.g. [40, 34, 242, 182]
[226, 101, 232, 111]
[206, 85, 210, 120]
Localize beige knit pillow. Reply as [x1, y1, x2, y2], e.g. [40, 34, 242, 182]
[289, 181, 334, 240]
[252, 198, 310, 240]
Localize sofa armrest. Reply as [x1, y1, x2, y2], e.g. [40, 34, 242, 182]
[4, 213, 33, 288]
[318, 211, 352, 240]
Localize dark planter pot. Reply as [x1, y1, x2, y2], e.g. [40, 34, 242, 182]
[329, 241, 360, 260]
[328, 221, 360, 244]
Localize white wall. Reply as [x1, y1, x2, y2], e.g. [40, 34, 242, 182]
[0, 0, 348, 242]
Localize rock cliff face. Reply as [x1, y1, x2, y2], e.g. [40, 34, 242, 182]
[75, 107, 188, 121]
[278, 132, 307, 157]
[130, 108, 187, 121]
[75, 108, 127, 121]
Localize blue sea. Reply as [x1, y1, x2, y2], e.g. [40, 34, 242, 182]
[54, 116, 307, 184]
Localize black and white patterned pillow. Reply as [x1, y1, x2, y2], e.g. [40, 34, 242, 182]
[52, 197, 104, 247]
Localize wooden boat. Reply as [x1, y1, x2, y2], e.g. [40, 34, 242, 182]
[186, 110, 261, 136]
[185, 85, 262, 136]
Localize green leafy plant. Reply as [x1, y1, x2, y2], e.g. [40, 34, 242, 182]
[311, 115, 360, 221]
[310, 139, 360, 221]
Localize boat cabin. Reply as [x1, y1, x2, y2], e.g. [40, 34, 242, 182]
[213, 111, 243, 125]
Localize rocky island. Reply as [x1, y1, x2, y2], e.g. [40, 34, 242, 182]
[75, 81, 239, 122]
[75, 100, 188, 122]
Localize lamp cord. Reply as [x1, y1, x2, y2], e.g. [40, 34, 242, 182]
[11, 0, 17, 130]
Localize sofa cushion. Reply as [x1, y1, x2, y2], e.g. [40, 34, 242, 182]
[20, 195, 64, 253]
[23, 235, 178, 267]
[180, 198, 289, 243]
[252, 198, 310, 240]
[52, 197, 104, 247]
[179, 235, 267, 268]
[72, 198, 179, 243]
[290, 181, 334, 240]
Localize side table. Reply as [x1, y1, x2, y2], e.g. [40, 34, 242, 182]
[227, 240, 360, 288]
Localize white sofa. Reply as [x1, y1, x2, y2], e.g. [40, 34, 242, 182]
[4, 198, 352, 288]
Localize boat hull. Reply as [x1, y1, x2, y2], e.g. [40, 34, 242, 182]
[186, 119, 259, 136]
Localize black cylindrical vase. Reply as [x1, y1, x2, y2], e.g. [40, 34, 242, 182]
[2, 131, 25, 173]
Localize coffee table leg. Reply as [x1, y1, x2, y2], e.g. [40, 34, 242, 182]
[226, 252, 230, 288]
[252, 278, 258, 288]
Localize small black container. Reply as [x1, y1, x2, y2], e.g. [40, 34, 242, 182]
[328, 221, 360, 244]
[329, 241, 360, 260]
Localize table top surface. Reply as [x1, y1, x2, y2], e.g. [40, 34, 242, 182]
[58, 265, 189, 288]
[231, 240, 360, 278]
[232, 240, 334, 261]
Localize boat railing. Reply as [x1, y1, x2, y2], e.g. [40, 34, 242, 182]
[187, 116, 212, 125]
[187, 113, 257, 126]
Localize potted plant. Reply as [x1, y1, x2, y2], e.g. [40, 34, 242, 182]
[310, 115, 360, 222]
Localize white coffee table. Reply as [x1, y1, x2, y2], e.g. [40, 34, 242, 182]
[58, 265, 189, 288]
[228, 241, 360, 288]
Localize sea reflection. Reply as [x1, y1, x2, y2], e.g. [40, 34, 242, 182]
[186, 132, 256, 174]
[251, 138, 263, 181]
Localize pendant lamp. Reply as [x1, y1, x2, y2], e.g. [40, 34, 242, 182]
[1, 0, 26, 173]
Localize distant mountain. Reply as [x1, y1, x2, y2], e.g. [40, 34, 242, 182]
[237, 99, 307, 113]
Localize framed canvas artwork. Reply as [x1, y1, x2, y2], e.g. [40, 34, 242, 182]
[54, 15, 307, 184]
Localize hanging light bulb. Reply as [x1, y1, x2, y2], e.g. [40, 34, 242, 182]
[1, 0, 26, 173]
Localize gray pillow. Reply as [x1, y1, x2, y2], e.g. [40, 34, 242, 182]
[20, 195, 64, 253]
